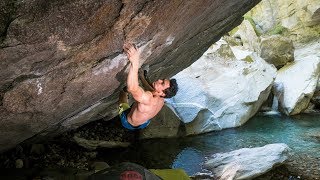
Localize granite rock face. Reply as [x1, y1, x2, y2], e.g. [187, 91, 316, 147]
[0, 0, 261, 152]
[245, 0, 320, 43]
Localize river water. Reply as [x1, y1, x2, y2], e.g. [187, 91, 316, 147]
[98, 112, 320, 176]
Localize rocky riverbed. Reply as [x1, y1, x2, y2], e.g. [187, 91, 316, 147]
[0, 117, 137, 170]
[0, 117, 319, 180]
[254, 153, 320, 180]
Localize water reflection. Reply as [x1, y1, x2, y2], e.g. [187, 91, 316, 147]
[100, 113, 320, 175]
[171, 148, 205, 175]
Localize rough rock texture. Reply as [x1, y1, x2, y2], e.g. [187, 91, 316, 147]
[73, 136, 130, 150]
[310, 90, 320, 110]
[273, 56, 320, 115]
[140, 105, 183, 139]
[260, 35, 294, 68]
[229, 0, 320, 114]
[245, 0, 320, 43]
[232, 19, 261, 53]
[204, 143, 291, 180]
[296, 41, 320, 112]
[141, 39, 277, 138]
[0, 0, 261, 152]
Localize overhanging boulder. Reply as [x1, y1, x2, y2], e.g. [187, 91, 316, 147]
[0, 0, 261, 152]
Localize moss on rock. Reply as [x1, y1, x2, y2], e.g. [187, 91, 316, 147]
[266, 24, 289, 35]
[243, 15, 262, 36]
[242, 55, 254, 63]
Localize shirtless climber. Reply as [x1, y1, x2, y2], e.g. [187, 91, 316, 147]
[118, 43, 178, 130]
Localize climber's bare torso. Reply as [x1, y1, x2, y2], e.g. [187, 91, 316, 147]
[122, 43, 170, 126]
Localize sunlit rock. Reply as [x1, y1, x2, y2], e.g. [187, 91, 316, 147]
[151, 40, 277, 136]
[294, 41, 320, 61]
[204, 143, 291, 180]
[245, 0, 320, 43]
[273, 55, 320, 115]
[295, 41, 320, 113]
[232, 19, 261, 53]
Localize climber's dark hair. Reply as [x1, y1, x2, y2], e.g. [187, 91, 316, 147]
[163, 79, 178, 98]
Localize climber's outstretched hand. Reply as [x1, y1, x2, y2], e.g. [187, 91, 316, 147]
[123, 43, 140, 64]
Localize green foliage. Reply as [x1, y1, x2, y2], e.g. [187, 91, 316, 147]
[229, 26, 239, 36]
[242, 56, 254, 63]
[243, 15, 262, 36]
[267, 24, 288, 35]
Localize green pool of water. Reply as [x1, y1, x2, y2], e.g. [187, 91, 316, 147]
[98, 113, 320, 175]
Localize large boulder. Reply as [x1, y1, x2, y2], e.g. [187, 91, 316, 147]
[260, 35, 294, 68]
[273, 55, 320, 115]
[294, 40, 320, 61]
[0, 0, 261, 152]
[143, 40, 277, 137]
[204, 143, 291, 180]
[296, 41, 320, 112]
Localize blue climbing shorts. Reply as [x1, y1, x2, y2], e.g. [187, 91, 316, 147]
[118, 103, 151, 130]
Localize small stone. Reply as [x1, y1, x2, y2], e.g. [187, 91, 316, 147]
[15, 159, 23, 168]
[30, 144, 45, 155]
[84, 152, 97, 158]
[90, 161, 110, 172]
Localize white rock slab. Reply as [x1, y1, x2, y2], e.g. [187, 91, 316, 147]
[165, 42, 276, 135]
[204, 143, 291, 180]
[273, 55, 320, 115]
[233, 19, 260, 53]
